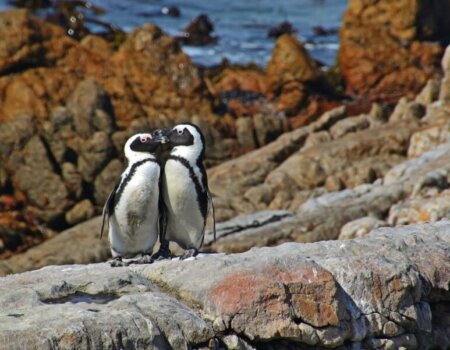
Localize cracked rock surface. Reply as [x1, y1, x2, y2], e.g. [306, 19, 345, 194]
[0, 221, 449, 349]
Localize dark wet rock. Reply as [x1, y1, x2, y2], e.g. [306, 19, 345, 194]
[267, 21, 297, 38]
[161, 6, 181, 17]
[179, 14, 216, 46]
[312, 26, 338, 36]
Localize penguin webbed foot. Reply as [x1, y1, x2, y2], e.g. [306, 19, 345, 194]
[128, 253, 154, 265]
[180, 248, 198, 260]
[110, 256, 127, 267]
[152, 242, 172, 261]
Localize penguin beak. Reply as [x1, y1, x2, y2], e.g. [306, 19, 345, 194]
[152, 128, 171, 144]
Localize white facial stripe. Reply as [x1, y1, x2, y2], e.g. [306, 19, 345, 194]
[124, 133, 156, 162]
[170, 124, 204, 161]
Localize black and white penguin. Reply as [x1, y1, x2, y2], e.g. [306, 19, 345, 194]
[154, 123, 215, 260]
[100, 132, 166, 267]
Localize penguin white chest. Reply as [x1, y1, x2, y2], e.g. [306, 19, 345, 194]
[163, 159, 204, 249]
[109, 162, 160, 257]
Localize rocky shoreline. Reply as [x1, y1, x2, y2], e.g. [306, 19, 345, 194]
[1, 1, 450, 348]
[0, 221, 449, 349]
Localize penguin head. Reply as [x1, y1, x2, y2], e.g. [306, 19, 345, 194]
[124, 133, 166, 162]
[162, 123, 205, 161]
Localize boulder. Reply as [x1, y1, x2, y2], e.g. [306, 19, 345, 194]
[338, 216, 388, 240]
[0, 220, 449, 349]
[206, 141, 450, 252]
[210, 117, 418, 220]
[0, 217, 109, 276]
[338, 0, 447, 97]
[0, 9, 76, 75]
[267, 34, 320, 86]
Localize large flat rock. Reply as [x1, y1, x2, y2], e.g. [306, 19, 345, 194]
[1, 221, 449, 349]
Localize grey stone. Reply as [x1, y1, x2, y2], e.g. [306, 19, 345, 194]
[9, 136, 70, 223]
[236, 117, 256, 150]
[0, 217, 110, 276]
[338, 216, 388, 240]
[66, 79, 115, 138]
[93, 159, 124, 206]
[0, 114, 36, 157]
[77, 131, 113, 182]
[330, 115, 370, 139]
[65, 199, 95, 226]
[0, 221, 449, 349]
[415, 79, 440, 106]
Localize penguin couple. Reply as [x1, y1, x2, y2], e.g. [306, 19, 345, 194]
[100, 123, 215, 267]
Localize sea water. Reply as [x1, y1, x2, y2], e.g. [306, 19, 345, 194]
[0, 0, 347, 67]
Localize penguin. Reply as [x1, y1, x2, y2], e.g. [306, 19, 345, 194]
[153, 123, 216, 260]
[100, 132, 166, 267]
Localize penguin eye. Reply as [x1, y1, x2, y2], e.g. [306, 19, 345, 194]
[176, 128, 184, 136]
[139, 135, 151, 143]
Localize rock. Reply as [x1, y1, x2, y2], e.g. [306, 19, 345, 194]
[66, 78, 115, 138]
[267, 21, 297, 38]
[209, 106, 416, 220]
[303, 130, 332, 149]
[0, 9, 76, 75]
[77, 131, 113, 182]
[235, 117, 256, 151]
[8, 136, 70, 224]
[0, 220, 449, 349]
[61, 162, 83, 199]
[407, 122, 450, 158]
[212, 68, 269, 97]
[0, 115, 36, 157]
[338, 216, 388, 240]
[207, 142, 450, 252]
[339, 0, 445, 97]
[388, 190, 450, 225]
[93, 159, 123, 206]
[65, 199, 95, 226]
[267, 34, 320, 87]
[389, 98, 425, 122]
[179, 14, 216, 46]
[329, 114, 370, 139]
[415, 79, 440, 106]
[0, 217, 109, 276]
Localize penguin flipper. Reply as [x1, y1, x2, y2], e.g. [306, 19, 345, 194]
[207, 190, 216, 241]
[100, 182, 119, 239]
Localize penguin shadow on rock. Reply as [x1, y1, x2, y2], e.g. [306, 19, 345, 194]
[152, 123, 216, 261]
[99, 132, 168, 267]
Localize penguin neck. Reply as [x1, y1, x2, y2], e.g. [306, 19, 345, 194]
[170, 145, 202, 165]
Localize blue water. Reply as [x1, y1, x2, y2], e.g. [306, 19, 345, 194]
[0, 0, 347, 67]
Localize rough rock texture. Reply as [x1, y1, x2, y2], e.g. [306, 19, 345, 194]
[0, 221, 449, 349]
[338, 216, 388, 240]
[0, 217, 109, 276]
[207, 141, 450, 253]
[339, 0, 448, 97]
[208, 105, 418, 221]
